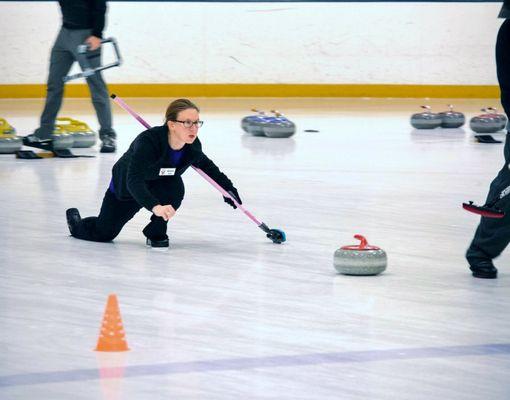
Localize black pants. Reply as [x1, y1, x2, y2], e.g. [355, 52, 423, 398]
[71, 177, 185, 242]
[466, 19, 510, 262]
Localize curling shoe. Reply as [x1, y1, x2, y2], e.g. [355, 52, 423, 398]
[23, 134, 54, 150]
[469, 259, 498, 279]
[66, 208, 81, 236]
[100, 136, 116, 153]
[146, 237, 169, 248]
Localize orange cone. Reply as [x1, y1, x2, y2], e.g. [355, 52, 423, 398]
[95, 294, 130, 352]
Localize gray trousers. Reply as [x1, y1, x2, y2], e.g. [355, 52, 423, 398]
[35, 27, 115, 140]
[466, 134, 510, 262]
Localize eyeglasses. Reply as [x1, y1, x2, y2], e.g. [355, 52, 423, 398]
[172, 120, 204, 129]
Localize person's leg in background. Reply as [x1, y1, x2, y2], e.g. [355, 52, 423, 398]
[72, 29, 117, 153]
[29, 29, 74, 144]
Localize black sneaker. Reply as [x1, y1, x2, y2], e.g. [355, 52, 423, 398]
[146, 237, 169, 248]
[66, 208, 81, 236]
[23, 134, 54, 150]
[100, 136, 116, 153]
[469, 259, 498, 279]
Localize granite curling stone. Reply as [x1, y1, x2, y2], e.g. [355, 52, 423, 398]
[0, 118, 22, 154]
[410, 105, 442, 129]
[263, 110, 296, 138]
[56, 117, 97, 148]
[241, 109, 266, 134]
[438, 104, 465, 128]
[470, 109, 503, 134]
[484, 107, 507, 131]
[334, 235, 387, 276]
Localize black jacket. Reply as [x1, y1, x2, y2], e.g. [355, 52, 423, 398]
[501, 1, 510, 19]
[59, 0, 106, 38]
[111, 125, 234, 211]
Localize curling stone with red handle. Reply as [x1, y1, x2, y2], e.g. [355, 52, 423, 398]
[485, 107, 507, 130]
[438, 104, 465, 128]
[410, 106, 442, 129]
[470, 109, 503, 134]
[334, 235, 387, 276]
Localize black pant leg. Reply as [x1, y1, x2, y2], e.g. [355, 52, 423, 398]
[467, 134, 510, 261]
[466, 20, 510, 262]
[497, 19, 510, 118]
[73, 190, 141, 242]
[142, 177, 185, 240]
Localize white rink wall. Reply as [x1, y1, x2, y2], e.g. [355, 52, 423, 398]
[0, 1, 502, 85]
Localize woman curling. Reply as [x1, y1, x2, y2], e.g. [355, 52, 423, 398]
[65, 98, 242, 248]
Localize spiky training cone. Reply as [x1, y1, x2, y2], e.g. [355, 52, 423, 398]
[95, 294, 130, 352]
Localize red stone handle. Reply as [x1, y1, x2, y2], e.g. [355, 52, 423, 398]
[340, 234, 380, 251]
[353, 235, 368, 249]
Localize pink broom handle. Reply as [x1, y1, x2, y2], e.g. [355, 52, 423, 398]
[191, 166, 262, 225]
[111, 94, 151, 130]
[110, 94, 262, 226]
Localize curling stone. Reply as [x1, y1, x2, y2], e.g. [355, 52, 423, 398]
[438, 104, 465, 128]
[51, 125, 74, 149]
[410, 106, 442, 129]
[246, 115, 279, 137]
[470, 109, 502, 134]
[241, 109, 266, 133]
[485, 107, 507, 130]
[263, 110, 296, 138]
[334, 235, 387, 276]
[56, 117, 97, 148]
[0, 118, 22, 154]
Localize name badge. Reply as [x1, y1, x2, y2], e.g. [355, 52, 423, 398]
[159, 168, 176, 176]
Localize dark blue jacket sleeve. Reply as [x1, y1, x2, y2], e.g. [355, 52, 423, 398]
[91, 0, 107, 38]
[126, 134, 162, 211]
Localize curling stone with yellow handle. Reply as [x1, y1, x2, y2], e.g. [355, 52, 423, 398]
[56, 117, 97, 148]
[0, 118, 23, 154]
[49, 124, 74, 149]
